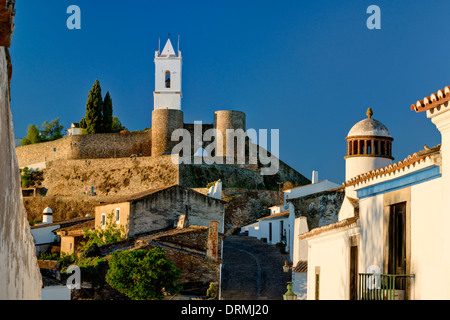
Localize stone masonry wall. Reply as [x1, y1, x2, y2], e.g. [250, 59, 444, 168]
[128, 185, 225, 237]
[42, 155, 178, 197]
[15, 131, 152, 168]
[288, 188, 345, 230]
[143, 242, 221, 295]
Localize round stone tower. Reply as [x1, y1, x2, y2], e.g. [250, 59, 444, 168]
[345, 108, 394, 181]
[214, 110, 246, 157]
[151, 109, 184, 156]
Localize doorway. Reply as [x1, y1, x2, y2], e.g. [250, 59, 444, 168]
[388, 202, 407, 289]
[349, 245, 358, 300]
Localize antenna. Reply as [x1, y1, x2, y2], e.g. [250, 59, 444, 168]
[177, 35, 180, 55]
[158, 37, 161, 54]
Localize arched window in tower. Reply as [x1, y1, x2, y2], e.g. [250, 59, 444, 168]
[165, 71, 171, 88]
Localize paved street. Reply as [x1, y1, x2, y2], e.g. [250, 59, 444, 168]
[221, 235, 292, 300]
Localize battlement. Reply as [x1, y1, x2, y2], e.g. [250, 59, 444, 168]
[16, 130, 152, 168]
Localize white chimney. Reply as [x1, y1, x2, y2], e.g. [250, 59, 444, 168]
[42, 207, 53, 224]
[312, 171, 319, 184]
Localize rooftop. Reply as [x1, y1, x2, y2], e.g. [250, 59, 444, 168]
[411, 85, 450, 113]
[30, 216, 94, 230]
[97, 184, 227, 206]
[347, 108, 391, 138]
[344, 144, 441, 187]
[298, 216, 359, 240]
[258, 210, 289, 221]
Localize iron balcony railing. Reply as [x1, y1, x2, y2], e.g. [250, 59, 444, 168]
[358, 273, 415, 300]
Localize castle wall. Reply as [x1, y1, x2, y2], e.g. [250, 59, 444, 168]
[42, 155, 179, 197]
[15, 131, 152, 168]
[179, 162, 264, 189]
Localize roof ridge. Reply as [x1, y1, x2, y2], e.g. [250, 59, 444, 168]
[344, 144, 441, 187]
[412, 86, 450, 113]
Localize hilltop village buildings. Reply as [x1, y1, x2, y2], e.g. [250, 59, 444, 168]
[241, 92, 450, 300]
[6, 28, 450, 300]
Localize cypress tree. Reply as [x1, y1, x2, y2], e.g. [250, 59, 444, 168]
[102, 91, 113, 133]
[85, 79, 103, 134]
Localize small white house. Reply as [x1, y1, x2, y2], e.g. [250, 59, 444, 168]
[30, 207, 93, 256]
[66, 123, 82, 136]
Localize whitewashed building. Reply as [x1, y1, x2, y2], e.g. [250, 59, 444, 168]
[301, 94, 450, 300]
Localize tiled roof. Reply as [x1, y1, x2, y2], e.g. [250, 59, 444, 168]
[298, 216, 359, 240]
[30, 216, 93, 230]
[411, 86, 450, 113]
[293, 260, 307, 273]
[98, 184, 227, 205]
[258, 210, 289, 221]
[344, 144, 441, 187]
[54, 219, 95, 235]
[99, 185, 177, 204]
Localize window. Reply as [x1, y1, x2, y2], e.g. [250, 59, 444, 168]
[165, 71, 171, 88]
[115, 208, 120, 224]
[101, 213, 106, 229]
[315, 267, 321, 300]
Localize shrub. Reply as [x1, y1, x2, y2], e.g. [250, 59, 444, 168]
[106, 248, 182, 300]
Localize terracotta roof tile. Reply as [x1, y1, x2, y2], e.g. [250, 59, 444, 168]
[293, 260, 308, 273]
[344, 144, 441, 187]
[99, 185, 177, 204]
[98, 184, 227, 205]
[299, 216, 359, 240]
[258, 210, 289, 221]
[411, 86, 450, 113]
[54, 219, 95, 235]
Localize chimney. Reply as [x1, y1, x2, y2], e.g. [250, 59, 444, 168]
[312, 171, 319, 184]
[206, 221, 219, 260]
[42, 207, 53, 224]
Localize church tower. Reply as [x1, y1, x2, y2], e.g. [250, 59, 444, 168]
[152, 37, 184, 156]
[154, 38, 182, 110]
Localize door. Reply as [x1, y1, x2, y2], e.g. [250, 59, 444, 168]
[269, 223, 272, 243]
[388, 202, 407, 289]
[349, 245, 358, 300]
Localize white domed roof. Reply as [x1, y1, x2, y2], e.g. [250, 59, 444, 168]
[43, 207, 53, 214]
[347, 108, 391, 138]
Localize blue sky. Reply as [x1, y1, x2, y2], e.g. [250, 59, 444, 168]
[9, 0, 448, 183]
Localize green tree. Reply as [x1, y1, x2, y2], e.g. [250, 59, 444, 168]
[19, 167, 31, 187]
[85, 79, 104, 134]
[81, 211, 127, 249]
[21, 124, 42, 146]
[106, 248, 182, 300]
[111, 116, 127, 133]
[102, 91, 113, 133]
[41, 118, 64, 141]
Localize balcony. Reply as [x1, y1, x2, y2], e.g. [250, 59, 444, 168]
[358, 273, 415, 300]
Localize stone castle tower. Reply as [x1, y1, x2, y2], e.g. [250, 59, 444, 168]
[151, 38, 247, 158]
[152, 38, 184, 157]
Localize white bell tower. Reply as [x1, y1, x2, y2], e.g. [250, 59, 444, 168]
[154, 37, 182, 110]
